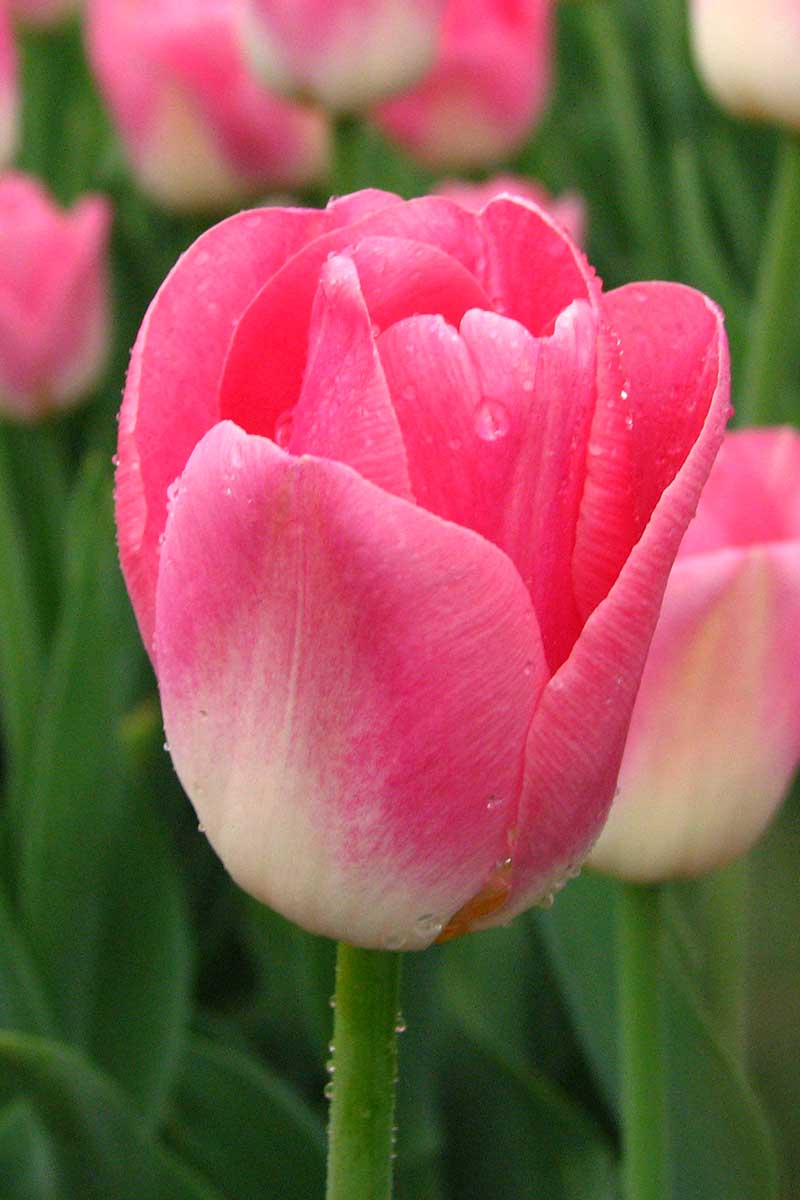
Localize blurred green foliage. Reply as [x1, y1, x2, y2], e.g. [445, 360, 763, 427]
[0, 1, 797, 1197]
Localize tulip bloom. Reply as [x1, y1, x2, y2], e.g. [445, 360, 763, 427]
[242, 0, 445, 110]
[115, 189, 729, 949]
[690, 0, 800, 128]
[0, 0, 16, 170]
[372, 0, 553, 168]
[85, 0, 330, 213]
[591, 428, 800, 882]
[11, 0, 79, 26]
[436, 174, 585, 245]
[0, 173, 111, 421]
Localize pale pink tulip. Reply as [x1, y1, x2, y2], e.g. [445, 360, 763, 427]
[116, 189, 730, 948]
[436, 174, 585, 245]
[85, 0, 330, 213]
[0, 173, 111, 421]
[0, 1, 17, 170]
[373, 0, 553, 168]
[690, 0, 800, 127]
[243, 0, 446, 110]
[11, 0, 79, 26]
[591, 428, 800, 881]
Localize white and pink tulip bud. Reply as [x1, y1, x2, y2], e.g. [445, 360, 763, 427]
[373, 0, 554, 168]
[690, 0, 800, 128]
[243, 0, 446, 110]
[85, 0, 331, 213]
[0, 173, 111, 422]
[591, 428, 800, 881]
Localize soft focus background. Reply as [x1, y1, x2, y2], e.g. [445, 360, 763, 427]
[0, 1, 798, 1197]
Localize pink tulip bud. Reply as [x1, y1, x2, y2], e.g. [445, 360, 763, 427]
[115, 189, 730, 948]
[372, 0, 554, 168]
[11, 0, 79, 27]
[85, 0, 331, 213]
[242, 0, 446, 110]
[0, 1, 17, 170]
[591, 428, 800, 881]
[0, 173, 111, 422]
[690, 0, 800, 128]
[435, 174, 585, 245]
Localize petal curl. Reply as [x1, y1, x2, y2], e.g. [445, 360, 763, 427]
[155, 421, 549, 949]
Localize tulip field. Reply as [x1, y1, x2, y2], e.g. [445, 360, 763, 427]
[0, 2, 798, 1199]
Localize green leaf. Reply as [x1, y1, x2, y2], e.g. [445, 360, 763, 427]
[540, 870, 780, 1199]
[0, 883, 53, 1037]
[13, 456, 190, 1123]
[0, 1033, 223, 1200]
[0, 1100, 62, 1200]
[165, 1036, 326, 1200]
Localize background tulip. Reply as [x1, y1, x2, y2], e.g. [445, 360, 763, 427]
[0, 0, 17, 169]
[372, 0, 553, 168]
[115, 189, 730, 950]
[0, 172, 111, 421]
[590, 427, 800, 881]
[242, 0, 446, 110]
[435, 173, 585, 244]
[11, 0, 79, 26]
[85, 0, 330, 213]
[690, 0, 800, 128]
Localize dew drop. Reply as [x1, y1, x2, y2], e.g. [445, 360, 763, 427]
[163, 741, 170, 753]
[486, 794, 505, 812]
[539, 891, 555, 909]
[325, 1058, 335, 1076]
[384, 932, 407, 951]
[394, 1014, 407, 1034]
[521, 377, 535, 392]
[475, 399, 510, 441]
[324, 1081, 334, 1101]
[328, 994, 336, 1009]
[624, 414, 634, 431]
[197, 822, 206, 834]
[274, 410, 294, 448]
[415, 913, 443, 937]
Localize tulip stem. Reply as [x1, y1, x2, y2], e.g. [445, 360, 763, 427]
[618, 882, 669, 1200]
[326, 944, 403, 1200]
[739, 133, 800, 425]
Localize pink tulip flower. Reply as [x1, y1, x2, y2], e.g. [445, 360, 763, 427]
[115, 189, 730, 949]
[436, 174, 585, 245]
[591, 428, 800, 882]
[11, 0, 79, 26]
[0, 1, 17, 170]
[690, 0, 800, 128]
[85, 0, 330, 213]
[242, 0, 446, 110]
[372, 0, 553, 169]
[0, 173, 111, 421]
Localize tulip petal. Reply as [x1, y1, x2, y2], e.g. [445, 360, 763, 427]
[591, 544, 800, 879]
[155, 421, 549, 949]
[218, 196, 483, 432]
[479, 196, 599, 335]
[573, 282, 729, 620]
[379, 300, 598, 666]
[115, 204, 327, 655]
[482, 289, 731, 923]
[287, 255, 413, 499]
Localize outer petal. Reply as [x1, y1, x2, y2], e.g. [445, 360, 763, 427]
[115, 205, 327, 656]
[155, 421, 549, 949]
[437, 175, 586, 246]
[590, 544, 800, 879]
[287, 254, 413, 499]
[573, 283, 728, 620]
[477, 286, 731, 925]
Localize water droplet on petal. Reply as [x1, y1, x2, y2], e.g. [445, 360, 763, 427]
[475, 399, 510, 441]
[415, 913, 443, 937]
[384, 932, 407, 950]
[486, 794, 505, 812]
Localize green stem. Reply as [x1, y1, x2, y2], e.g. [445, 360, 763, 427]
[582, 4, 667, 277]
[618, 883, 669, 1200]
[739, 133, 800, 425]
[326, 944, 403, 1200]
[695, 860, 748, 1062]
